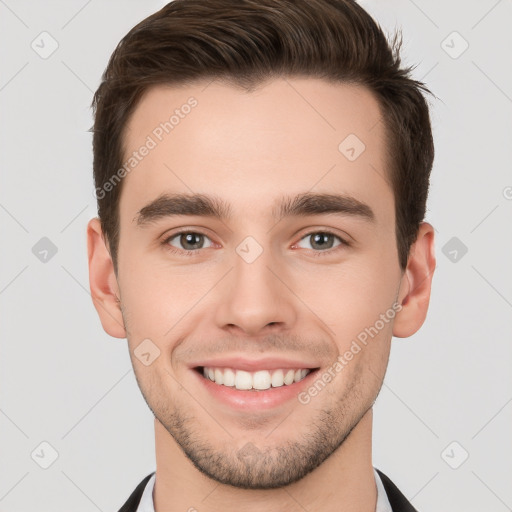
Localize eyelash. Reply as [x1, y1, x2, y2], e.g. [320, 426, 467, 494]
[161, 229, 351, 258]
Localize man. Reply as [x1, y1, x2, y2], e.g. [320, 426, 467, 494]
[87, 0, 436, 510]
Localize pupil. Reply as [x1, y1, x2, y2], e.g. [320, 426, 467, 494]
[183, 233, 202, 249]
[312, 233, 332, 250]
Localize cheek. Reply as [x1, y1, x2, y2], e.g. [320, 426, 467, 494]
[290, 254, 400, 336]
[119, 252, 194, 319]
[119, 259, 222, 363]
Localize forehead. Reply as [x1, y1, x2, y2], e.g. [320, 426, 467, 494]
[120, 77, 393, 228]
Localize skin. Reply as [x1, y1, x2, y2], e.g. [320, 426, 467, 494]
[87, 78, 436, 512]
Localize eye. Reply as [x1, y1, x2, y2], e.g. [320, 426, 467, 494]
[294, 230, 350, 255]
[161, 229, 350, 257]
[163, 231, 214, 254]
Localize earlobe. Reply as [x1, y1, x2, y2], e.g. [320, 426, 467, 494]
[392, 222, 436, 338]
[87, 217, 126, 339]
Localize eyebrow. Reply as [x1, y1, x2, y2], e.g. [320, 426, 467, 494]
[134, 192, 375, 226]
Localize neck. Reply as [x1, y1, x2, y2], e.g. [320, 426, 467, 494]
[153, 409, 377, 512]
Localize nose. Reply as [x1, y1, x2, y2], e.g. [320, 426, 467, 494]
[214, 246, 297, 337]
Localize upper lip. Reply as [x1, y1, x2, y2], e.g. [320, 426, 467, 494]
[191, 356, 320, 372]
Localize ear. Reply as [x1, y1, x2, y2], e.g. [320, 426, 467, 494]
[393, 222, 436, 338]
[87, 217, 126, 339]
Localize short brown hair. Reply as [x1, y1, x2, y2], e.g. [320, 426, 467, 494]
[91, 0, 434, 273]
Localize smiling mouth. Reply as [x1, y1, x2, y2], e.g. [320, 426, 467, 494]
[196, 366, 318, 391]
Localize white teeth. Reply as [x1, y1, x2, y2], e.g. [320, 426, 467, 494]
[201, 366, 312, 390]
[223, 368, 235, 387]
[284, 369, 295, 385]
[284, 370, 295, 386]
[214, 368, 224, 385]
[271, 369, 284, 387]
[235, 370, 252, 390]
[253, 370, 271, 390]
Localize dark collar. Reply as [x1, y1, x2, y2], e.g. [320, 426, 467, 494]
[375, 468, 419, 512]
[117, 472, 154, 512]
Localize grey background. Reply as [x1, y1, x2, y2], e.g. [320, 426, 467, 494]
[0, 0, 511, 510]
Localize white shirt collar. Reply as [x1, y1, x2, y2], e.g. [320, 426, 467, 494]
[136, 468, 393, 511]
[135, 472, 155, 512]
[374, 468, 393, 512]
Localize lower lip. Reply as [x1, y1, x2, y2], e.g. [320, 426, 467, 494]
[192, 369, 318, 411]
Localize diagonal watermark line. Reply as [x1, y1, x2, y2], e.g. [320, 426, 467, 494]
[407, 0, 439, 28]
[61, 0, 93, 29]
[410, 472, 439, 501]
[471, 265, 512, 309]
[265, 266, 336, 336]
[61, 204, 89, 233]
[0, 265, 29, 295]
[472, 471, 512, 510]
[163, 163, 194, 193]
[0, 0, 28, 28]
[380, 378, 439, 438]
[470, 204, 499, 233]
[303, 164, 337, 191]
[61, 471, 104, 512]
[61, 368, 132, 439]
[58, 266, 91, 297]
[472, 0, 503, 30]
[163, 267, 234, 337]
[368, 116, 383, 132]
[284, 79, 336, 131]
[472, 61, 512, 104]
[263, 408, 295, 439]
[368, 162, 390, 187]
[0, 409, 29, 438]
[200, 78, 216, 93]
[164, 369, 234, 438]
[61, 60, 94, 93]
[472, 396, 512, 439]
[419, 61, 439, 82]
[200, 482, 220, 503]
[282, 487, 310, 512]
[397, 260, 437, 301]
[0, 62, 29, 92]
[0, 472, 29, 502]
[0, 202, 29, 232]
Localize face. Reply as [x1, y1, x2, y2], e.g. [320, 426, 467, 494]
[110, 78, 406, 488]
